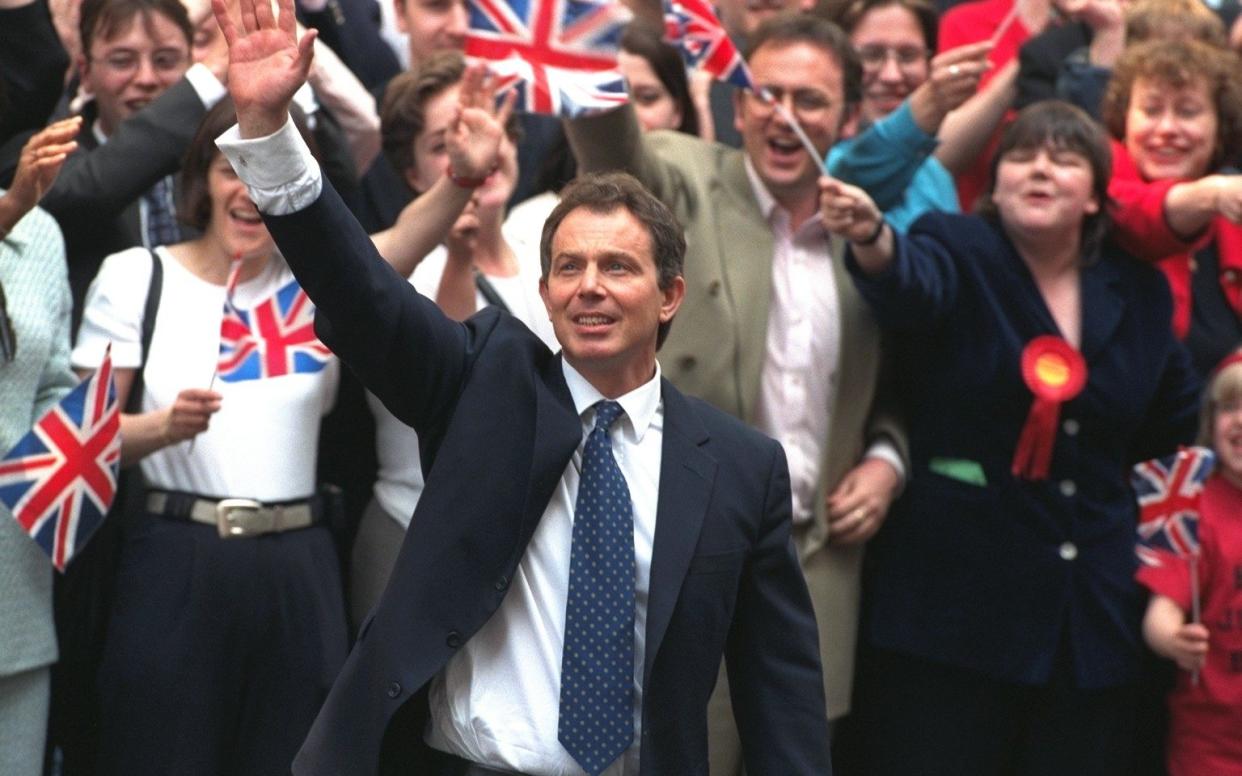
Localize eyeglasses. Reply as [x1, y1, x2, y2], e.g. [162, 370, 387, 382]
[91, 49, 188, 76]
[747, 85, 836, 120]
[0, 281, 15, 365]
[856, 45, 930, 71]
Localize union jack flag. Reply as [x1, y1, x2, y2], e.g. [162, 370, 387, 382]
[217, 273, 332, 383]
[0, 346, 120, 571]
[663, 0, 755, 90]
[1131, 446, 1216, 567]
[465, 0, 632, 116]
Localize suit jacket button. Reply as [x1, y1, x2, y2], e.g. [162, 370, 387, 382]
[386, 681, 402, 699]
[494, 576, 509, 591]
[446, 631, 463, 648]
[708, 280, 721, 296]
[678, 355, 696, 371]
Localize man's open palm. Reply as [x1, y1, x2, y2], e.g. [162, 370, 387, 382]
[212, 0, 316, 136]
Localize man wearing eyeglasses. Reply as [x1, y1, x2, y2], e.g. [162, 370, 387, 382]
[4, 0, 229, 328]
[566, 12, 906, 774]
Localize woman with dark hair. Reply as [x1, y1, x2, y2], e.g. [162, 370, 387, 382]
[1102, 38, 1242, 378]
[820, 100, 1200, 774]
[618, 21, 699, 137]
[71, 98, 346, 776]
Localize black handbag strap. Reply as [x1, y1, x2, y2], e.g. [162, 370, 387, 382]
[126, 249, 164, 414]
[474, 272, 511, 314]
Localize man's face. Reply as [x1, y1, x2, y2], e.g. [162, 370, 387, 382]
[735, 41, 849, 208]
[395, 0, 468, 64]
[79, 12, 191, 135]
[717, 0, 805, 42]
[540, 207, 685, 397]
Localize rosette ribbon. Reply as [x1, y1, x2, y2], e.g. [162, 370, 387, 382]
[1011, 336, 1087, 480]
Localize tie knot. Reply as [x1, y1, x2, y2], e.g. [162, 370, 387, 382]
[592, 400, 624, 432]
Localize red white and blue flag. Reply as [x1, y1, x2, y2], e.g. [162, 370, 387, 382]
[217, 271, 332, 383]
[663, 0, 755, 90]
[465, 0, 631, 116]
[1131, 446, 1215, 568]
[0, 346, 120, 571]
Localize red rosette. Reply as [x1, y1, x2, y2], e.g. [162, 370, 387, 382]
[1011, 336, 1087, 480]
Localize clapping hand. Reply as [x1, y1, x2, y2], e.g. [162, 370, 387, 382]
[211, 0, 316, 138]
[446, 64, 517, 183]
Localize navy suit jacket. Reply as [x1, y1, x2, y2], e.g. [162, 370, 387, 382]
[262, 180, 831, 776]
[849, 212, 1201, 688]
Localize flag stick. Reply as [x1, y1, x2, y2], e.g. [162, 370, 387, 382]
[189, 253, 242, 454]
[758, 88, 827, 171]
[988, 4, 1020, 47]
[1190, 553, 1202, 687]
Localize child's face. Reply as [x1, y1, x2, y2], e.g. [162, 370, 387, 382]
[1213, 396, 1242, 483]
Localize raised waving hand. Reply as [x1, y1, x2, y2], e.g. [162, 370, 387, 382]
[211, 0, 316, 138]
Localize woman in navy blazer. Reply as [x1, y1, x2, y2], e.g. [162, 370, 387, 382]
[821, 101, 1201, 775]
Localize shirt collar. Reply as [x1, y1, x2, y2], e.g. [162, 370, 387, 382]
[561, 357, 663, 444]
[741, 155, 827, 235]
[743, 155, 779, 222]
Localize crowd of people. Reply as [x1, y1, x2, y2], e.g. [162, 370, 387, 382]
[3, 0, 1242, 773]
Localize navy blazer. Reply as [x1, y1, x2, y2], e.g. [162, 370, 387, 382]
[262, 180, 831, 776]
[848, 213, 1200, 688]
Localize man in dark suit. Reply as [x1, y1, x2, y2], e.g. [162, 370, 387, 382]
[213, 1, 831, 774]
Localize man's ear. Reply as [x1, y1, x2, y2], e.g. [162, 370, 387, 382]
[732, 88, 746, 137]
[659, 275, 686, 323]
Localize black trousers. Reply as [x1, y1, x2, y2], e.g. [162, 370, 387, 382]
[95, 513, 348, 776]
[845, 646, 1139, 776]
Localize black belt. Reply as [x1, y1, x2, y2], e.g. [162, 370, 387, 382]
[145, 489, 324, 539]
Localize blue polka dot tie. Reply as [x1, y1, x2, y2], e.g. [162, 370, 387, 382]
[559, 400, 635, 776]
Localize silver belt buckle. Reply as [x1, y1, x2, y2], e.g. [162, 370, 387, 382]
[216, 498, 269, 538]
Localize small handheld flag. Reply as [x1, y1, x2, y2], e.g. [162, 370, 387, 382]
[217, 276, 332, 383]
[0, 345, 120, 571]
[465, 0, 632, 117]
[663, 0, 754, 90]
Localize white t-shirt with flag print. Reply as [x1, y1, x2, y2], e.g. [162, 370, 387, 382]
[72, 246, 338, 502]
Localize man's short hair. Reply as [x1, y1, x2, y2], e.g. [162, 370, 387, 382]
[79, 0, 193, 56]
[539, 172, 686, 347]
[743, 12, 862, 106]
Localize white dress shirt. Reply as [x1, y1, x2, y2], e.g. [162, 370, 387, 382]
[743, 160, 904, 524]
[216, 119, 659, 775]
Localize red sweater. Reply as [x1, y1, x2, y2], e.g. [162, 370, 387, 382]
[1108, 139, 1242, 339]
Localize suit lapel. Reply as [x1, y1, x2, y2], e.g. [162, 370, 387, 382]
[644, 382, 716, 683]
[523, 355, 583, 540]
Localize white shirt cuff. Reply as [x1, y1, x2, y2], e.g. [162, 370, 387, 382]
[215, 117, 323, 215]
[184, 63, 227, 109]
[864, 439, 907, 490]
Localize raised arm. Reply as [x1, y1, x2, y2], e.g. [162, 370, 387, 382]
[212, 0, 473, 432]
[370, 66, 513, 277]
[935, 59, 1019, 176]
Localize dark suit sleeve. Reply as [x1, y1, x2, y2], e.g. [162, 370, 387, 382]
[726, 440, 832, 775]
[846, 215, 964, 331]
[40, 77, 206, 223]
[261, 177, 477, 434]
[0, 0, 69, 144]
